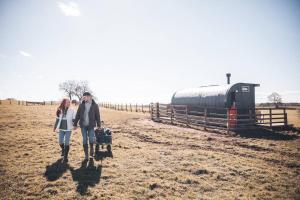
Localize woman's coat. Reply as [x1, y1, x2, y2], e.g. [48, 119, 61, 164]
[54, 108, 76, 131]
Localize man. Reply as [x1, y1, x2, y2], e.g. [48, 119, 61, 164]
[74, 92, 101, 160]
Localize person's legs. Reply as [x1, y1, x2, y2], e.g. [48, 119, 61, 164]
[81, 127, 89, 160]
[81, 127, 88, 145]
[63, 131, 71, 162]
[88, 129, 95, 157]
[58, 130, 65, 157]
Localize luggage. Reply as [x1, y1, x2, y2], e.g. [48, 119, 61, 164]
[95, 128, 112, 152]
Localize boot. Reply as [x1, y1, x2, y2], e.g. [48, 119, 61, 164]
[89, 143, 94, 158]
[83, 144, 89, 160]
[63, 145, 69, 163]
[59, 144, 64, 157]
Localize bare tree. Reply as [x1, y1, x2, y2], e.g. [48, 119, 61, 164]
[59, 80, 95, 101]
[74, 81, 92, 100]
[59, 80, 76, 100]
[268, 92, 282, 108]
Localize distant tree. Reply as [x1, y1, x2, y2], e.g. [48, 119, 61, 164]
[59, 80, 96, 101]
[268, 92, 282, 108]
[59, 80, 76, 100]
[74, 81, 92, 100]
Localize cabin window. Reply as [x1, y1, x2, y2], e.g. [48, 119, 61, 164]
[242, 86, 250, 92]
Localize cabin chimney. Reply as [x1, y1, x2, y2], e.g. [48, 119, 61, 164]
[226, 73, 231, 84]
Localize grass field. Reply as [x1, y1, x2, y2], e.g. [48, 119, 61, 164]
[0, 104, 300, 199]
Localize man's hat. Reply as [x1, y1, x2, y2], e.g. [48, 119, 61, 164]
[83, 91, 91, 96]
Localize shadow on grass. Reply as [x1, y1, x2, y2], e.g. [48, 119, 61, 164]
[70, 159, 102, 195]
[236, 126, 299, 140]
[44, 158, 69, 181]
[94, 150, 113, 161]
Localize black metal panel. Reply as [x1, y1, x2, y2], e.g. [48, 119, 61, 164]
[171, 83, 259, 110]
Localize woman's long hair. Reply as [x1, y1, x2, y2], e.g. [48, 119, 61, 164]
[56, 99, 68, 117]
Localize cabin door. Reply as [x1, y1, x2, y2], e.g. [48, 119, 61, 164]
[229, 91, 236, 107]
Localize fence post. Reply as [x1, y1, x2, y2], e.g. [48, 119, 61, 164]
[150, 103, 153, 119]
[10, 100, 12, 105]
[170, 105, 173, 124]
[44, 101, 46, 105]
[185, 105, 189, 126]
[269, 108, 272, 128]
[283, 108, 287, 126]
[130, 104, 132, 112]
[156, 103, 160, 121]
[204, 108, 207, 130]
[135, 104, 138, 112]
[142, 104, 144, 113]
[0, 100, 1, 105]
[249, 109, 252, 126]
[26, 101, 28, 106]
[227, 109, 230, 134]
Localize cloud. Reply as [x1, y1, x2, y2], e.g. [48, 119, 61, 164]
[57, 2, 81, 16]
[19, 50, 32, 57]
[0, 53, 7, 59]
[281, 90, 300, 95]
[36, 75, 45, 80]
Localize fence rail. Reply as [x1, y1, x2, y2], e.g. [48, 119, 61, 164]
[0, 100, 60, 106]
[150, 103, 291, 132]
[100, 102, 151, 113]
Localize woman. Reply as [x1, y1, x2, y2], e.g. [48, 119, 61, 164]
[54, 98, 76, 162]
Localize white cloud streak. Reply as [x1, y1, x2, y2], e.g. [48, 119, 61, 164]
[57, 2, 81, 16]
[0, 53, 7, 59]
[19, 50, 32, 57]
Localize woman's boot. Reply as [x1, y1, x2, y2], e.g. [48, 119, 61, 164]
[60, 144, 64, 157]
[83, 144, 89, 160]
[63, 145, 69, 163]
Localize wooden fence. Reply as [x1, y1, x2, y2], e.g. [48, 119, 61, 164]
[0, 100, 59, 106]
[100, 102, 151, 113]
[150, 103, 291, 132]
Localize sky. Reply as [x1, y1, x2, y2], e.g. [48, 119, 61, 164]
[0, 0, 299, 104]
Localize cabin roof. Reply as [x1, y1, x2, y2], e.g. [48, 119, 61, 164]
[173, 83, 259, 98]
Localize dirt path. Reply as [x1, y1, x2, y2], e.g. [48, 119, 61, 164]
[0, 105, 299, 200]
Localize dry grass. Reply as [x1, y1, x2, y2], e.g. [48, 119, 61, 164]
[287, 108, 300, 128]
[0, 104, 300, 200]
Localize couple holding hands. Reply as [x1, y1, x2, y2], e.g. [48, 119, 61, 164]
[54, 92, 101, 163]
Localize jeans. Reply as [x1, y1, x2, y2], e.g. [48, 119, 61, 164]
[81, 127, 95, 144]
[59, 130, 71, 146]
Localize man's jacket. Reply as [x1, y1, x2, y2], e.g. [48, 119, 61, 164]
[74, 99, 101, 129]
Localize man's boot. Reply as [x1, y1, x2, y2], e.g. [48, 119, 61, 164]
[60, 144, 64, 157]
[63, 145, 69, 163]
[89, 143, 94, 158]
[83, 144, 89, 160]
